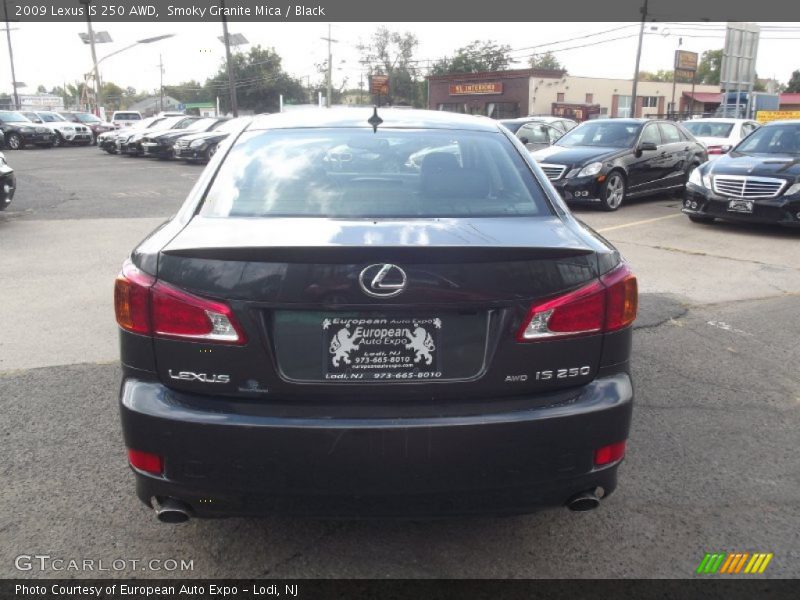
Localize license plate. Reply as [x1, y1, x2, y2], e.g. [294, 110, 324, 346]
[728, 199, 753, 213]
[323, 316, 443, 382]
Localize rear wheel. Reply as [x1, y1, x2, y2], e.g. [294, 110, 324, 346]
[599, 171, 626, 211]
[688, 214, 715, 224]
[6, 133, 23, 150]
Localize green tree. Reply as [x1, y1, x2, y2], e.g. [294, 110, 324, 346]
[358, 27, 421, 106]
[163, 80, 212, 104]
[205, 45, 305, 113]
[529, 52, 565, 72]
[786, 70, 800, 93]
[696, 49, 722, 85]
[430, 40, 513, 75]
[100, 82, 126, 111]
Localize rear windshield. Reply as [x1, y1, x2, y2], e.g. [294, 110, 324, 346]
[200, 128, 549, 219]
[683, 121, 734, 138]
[114, 113, 141, 120]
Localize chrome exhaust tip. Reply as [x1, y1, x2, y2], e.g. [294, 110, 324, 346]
[566, 490, 601, 512]
[153, 497, 191, 523]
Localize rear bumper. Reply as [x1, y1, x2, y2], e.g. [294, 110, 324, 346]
[120, 372, 634, 518]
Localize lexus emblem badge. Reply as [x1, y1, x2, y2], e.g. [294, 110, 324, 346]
[359, 264, 407, 298]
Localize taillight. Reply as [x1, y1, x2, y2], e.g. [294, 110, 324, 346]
[114, 259, 154, 334]
[594, 440, 626, 466]
[517, 263, 637, 341]
[127, 448, 163, 475]
[707, 145, 731, 155]
[114, 259, 246, 345]
[151, 280, 246, 344]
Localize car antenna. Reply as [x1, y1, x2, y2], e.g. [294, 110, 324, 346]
[367, 106, 383, 133]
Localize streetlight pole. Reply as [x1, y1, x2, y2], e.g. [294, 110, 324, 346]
[630, 0, 648, 118]
[2, 0, 19, 110]
[79, 0, 102, 114]
[219, 0, 238, 117]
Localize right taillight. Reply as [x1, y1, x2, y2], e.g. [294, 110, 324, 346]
[517, 263, 637, 341]
[114, 259, 246, 345]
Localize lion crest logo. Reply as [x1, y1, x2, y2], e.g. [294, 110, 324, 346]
[406, 326, 435, 365]
[329, 327, 360, 367]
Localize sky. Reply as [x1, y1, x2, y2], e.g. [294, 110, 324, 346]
[2, 22, 798, 99]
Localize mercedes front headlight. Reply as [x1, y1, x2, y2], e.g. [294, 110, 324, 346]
[190, 139, 207, 149]
[577, 162, 603, 177]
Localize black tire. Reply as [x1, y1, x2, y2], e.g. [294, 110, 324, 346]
[688, 214, 715, 224]
[6, 133, 23, 150]
[52, 132, 63, 148]
[204, 143, 218, 162]
[599, 171, 626, 211]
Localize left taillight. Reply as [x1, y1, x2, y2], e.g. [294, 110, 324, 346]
[114, 258, 246, 345]
[517, 263, 638, 342]
[114, 259, 155, 334]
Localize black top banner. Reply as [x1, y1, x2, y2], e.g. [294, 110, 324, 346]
[3, 0, 800, 22]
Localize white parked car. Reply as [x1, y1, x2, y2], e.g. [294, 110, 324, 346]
[681, 118, 760, 160]
[22, 111, 93, 146]
[111, 111, 143, 129]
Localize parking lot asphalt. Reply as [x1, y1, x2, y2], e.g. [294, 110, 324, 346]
[1, 146, 798, 578]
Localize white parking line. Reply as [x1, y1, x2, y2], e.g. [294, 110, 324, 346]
[597, 213, 683, 233]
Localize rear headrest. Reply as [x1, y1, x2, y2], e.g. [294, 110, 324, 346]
[419, 152, 489, 199]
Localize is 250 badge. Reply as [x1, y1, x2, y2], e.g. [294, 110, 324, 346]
[535, 366, 591, 380]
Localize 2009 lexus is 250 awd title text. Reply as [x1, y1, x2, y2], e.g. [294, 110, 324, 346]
[113, 108, 638, 522]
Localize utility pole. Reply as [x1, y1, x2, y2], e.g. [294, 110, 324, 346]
[219, 0, 238, 116]
[80, 0, 102, 115]
[670, 37, 682, 117]
[2, 0, 20, 110]
[161, 55, 166, 111]
[321, 24, 338, 108]
[630, 0, 648, 118]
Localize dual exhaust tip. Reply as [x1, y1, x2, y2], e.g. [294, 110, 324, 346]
[152, 490, 601, 522]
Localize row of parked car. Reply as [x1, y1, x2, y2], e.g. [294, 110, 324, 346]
[0, 109, 119, 149]
[98, 113, 249, 164]
[506, 113, 799, 228]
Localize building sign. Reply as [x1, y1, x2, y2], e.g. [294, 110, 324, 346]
[370, 75, 389, 95]
[449, 82, 503, 96]
[756, 110, 800, 124]
[674, 50, 699, 71]
[674, 68, 695, 81]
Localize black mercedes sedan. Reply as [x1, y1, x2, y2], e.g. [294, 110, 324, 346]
[684, 120, 800, 228]
[116, 116, 199, 156]
[114, 109, 637, 521]
[141, 117, 226, 159]
[173, 117, 249, 162]
[530, 119, 707, 211]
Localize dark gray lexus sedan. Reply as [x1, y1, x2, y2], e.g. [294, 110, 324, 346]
[114, 108, 638, 522]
